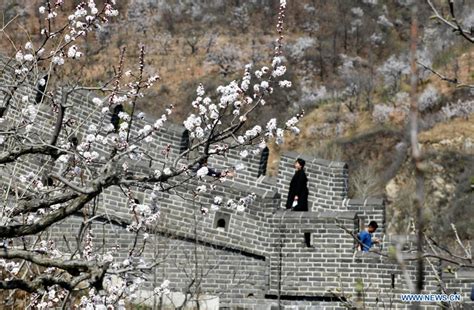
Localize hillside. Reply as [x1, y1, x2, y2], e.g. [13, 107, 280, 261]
[1, 0, 473, 241]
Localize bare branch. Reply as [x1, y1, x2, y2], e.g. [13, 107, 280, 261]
[417, 61, 474, 88]
[0, 145, 61, 165]
[0, 193, 97, 238]
[0, 249, 98, 276]
[12, 191, 80, 216]
[427, 0, 474, 43]
[49, 174, 95, 195]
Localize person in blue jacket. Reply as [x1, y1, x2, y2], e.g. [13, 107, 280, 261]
[358, 221, 380, 252]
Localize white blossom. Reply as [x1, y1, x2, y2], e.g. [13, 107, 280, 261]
[118, 111, 130, 121]
[194, 127, 204, 139]
[103, 253, 114, 263]
[15, 51, 23, 62]
[196, 84, 205, 96]
[266, 118, 277, 132]
[119, 122, 128, 130]
[67, 45, 82, 58]
[372, 104, 394, 123]
[154, 118, 165, 129]
[244, 128, 258, 139]
[52, 56, 65, 65]
[370, 33, 384, 45]
[272, 65, 286, 77]
[183, 114, 202, 131]
[288, 37, 315, 59]
[198, 104, 207, 115]
[105, 4, 119, 17]
[22, 105, 37, 122]
[285, 117, 298, 128]
[377, 15, 394, 28]
[377, 55, 410, 88]
[418, 85, 439, 111]
[214, 196, 223, 205]
[92, 97, 102, 106]
[279, 80, 292, 88]
[23, 54, 34, 62]
[351, 7, 364, 18]
[275, 128, 284, 144]
[272, 56, 282, 67]
[196, 167, 209, 178]
[135, 204, 151, 216]
[196, 185, 207, 193]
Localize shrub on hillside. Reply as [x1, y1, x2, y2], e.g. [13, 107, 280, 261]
[418, 85, 440, 112]
[372, 104, 394, 123]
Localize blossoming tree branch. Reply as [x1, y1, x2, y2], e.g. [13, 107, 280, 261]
[0, 0, 300, 307]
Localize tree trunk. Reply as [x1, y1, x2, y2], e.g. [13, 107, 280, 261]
[332, 30, 338, 73]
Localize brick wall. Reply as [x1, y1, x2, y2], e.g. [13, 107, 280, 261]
[1, 55, 472, 309]
[275, 152, 349, 211]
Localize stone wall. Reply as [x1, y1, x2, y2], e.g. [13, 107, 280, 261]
[1, 55, 472, 309]
[275, 152, 349, 211]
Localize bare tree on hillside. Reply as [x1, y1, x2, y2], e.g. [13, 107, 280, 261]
[422, 0, 474, 89]
[185, 31, 203, 55]
[0, 1, 299, 308]
[205, 44, 242, 77]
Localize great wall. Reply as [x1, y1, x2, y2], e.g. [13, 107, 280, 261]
[1, 55, 473, 309]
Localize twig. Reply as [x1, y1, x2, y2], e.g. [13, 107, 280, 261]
[427, 0, 474, 43]
[451, 223, 472, 258]
[417, 61, 474, 89]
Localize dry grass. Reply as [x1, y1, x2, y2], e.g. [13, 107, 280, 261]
[419, 117, 474, 143]
[427, 49, 474, 95]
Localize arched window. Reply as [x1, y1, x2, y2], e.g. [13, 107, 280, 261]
[111, 104, 123, 132]
[213, 212, 230, 231]
[180, 130, 190, 155]
[35, 75, 48, 104]
[217, 219, 226, 229]
[257, 147, 269, 177]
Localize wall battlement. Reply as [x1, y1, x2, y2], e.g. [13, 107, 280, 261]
[1, 56, 472, 309]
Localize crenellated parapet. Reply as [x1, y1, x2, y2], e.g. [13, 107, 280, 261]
[1, 54, 472, 309]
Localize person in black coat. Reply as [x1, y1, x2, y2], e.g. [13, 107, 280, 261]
[285, 158, 309, 211]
